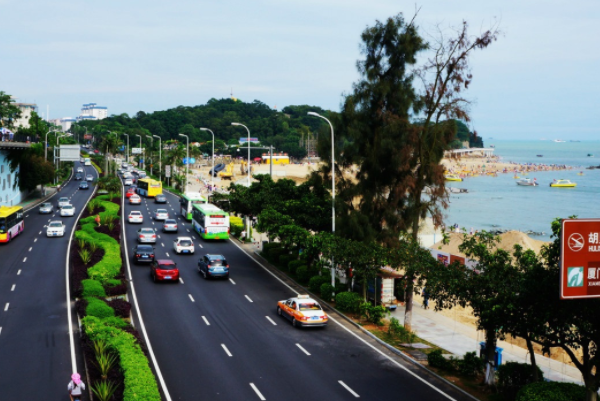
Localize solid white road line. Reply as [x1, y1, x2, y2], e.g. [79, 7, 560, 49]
[188, 294, 195, 302]
[339, 381, 360, 398]
[250, 383, 266, 400]
[245, 295, 253, 303]
[22, 257, 26, 263]
[221, 344, 232, 357]
[265, 316, 277, 326]
[229, 278, 236, 285]
[228, 238, 459, 401]
[4, 303, 8, 311]
[296, 343, 311, 356]
[10, 284, 15, 292]
[17, 270, 21, 275]
[202, 316, 210, 326]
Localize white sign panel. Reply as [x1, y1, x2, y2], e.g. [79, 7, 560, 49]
[165, 165, 171, 178]
[132, 147, 142, 155]
[59, 145, 82, 162]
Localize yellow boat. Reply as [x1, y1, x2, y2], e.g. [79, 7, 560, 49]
[445, 174, 462, 182]
[550, 179, 576, 188]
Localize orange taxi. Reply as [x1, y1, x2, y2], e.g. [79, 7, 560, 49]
[277, 295, 328, 328]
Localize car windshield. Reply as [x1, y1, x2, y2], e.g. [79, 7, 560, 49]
[137, 246, 153, 252]
[63, 205, 73, 210]
[179, 240, 192, 246]
[164, 219, 176, 225]
[41, 203, 51, 208]
[140, 229, 154, 234]
[59, 198, 68, 202]
[130, 212, 141, 216]
[49, 222, 62, 228]
[157, 209, 167, 214]
[158, 263, 176, 270]
[299, 302, 322, 311]
[209, 259, 226, 266]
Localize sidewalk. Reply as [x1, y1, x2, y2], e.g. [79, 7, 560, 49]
[17, 186, 59, 212]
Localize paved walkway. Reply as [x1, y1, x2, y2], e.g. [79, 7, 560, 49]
[17, 186, 59, 211]
[181, 170, 584, 385]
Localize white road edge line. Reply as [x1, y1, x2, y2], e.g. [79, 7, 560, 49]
[120, 183, 174, 401]
[249, 383, 266, 400]
[228, 239, 459, 401]
[229, 278, 236, 285]
[245, 295, 253, 303]
[296, 343, 311, 356]
[202, 316, 210, 325]
[265, 316, 277, 326]
[189, 294, 195, 302]
[221, 343, 232, 357]
[339, 381, 360, 398]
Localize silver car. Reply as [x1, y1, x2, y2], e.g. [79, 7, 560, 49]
[137, 227, 157, 243]
[39, 202, 53, 214]
[60, 204, 76, 217]
[58, 197, 70, 208]
[154, 209, 169, 221]
[163, 219, 178, 233]
[86, 174, 94, 181]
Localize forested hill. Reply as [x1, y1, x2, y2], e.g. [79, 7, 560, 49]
[81, 98, 331, 159]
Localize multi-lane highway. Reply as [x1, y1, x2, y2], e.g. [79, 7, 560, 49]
[0, 161, 97, 400]
[122, 183, 473, 401]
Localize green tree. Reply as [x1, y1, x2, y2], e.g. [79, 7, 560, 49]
[0, 91, 21, 129]
[5, 149, 54, 191]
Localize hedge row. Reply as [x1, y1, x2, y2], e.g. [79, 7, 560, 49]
[83, 316, 161, 401]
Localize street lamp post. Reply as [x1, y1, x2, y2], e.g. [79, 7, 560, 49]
[45, 129, 56, 161]
[135, 134, 143, 170]
[231, 122, 252, 241]
[308, 111, 336, 296]
[199, 128, 215, 199]
[122, 133, 129, 163]
[178, 133, 189, 193]
[152, 135, 161, 182]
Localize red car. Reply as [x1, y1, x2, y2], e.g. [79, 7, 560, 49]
[125, 189, 136, 198]
[150, 259, 179, 282]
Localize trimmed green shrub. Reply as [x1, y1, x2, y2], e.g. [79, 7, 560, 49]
[335, 291, 362, 313]
[427, 349, 455, 370]
[288, 260, 306, 276]
[456, 351, 484, 377]
[82, 279, 107, 298]
[278, 255, 291, 270]
[320, 283, 334, 301]
[83, 316, 161, 401]
[296, 266, 310, 283]
[388, 317, 417, 343]
[105, 279, 122, 287]
[498, 362, 544, 400]
[309, 275, 329, 294]
[262, 242, 281, 253]
[268, 247, 286, 263]
[86, 298, 115, 319]
[515, 381, 586, 401]
[359, 302, 389, 325]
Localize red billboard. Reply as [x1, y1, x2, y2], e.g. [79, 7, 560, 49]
[560, 219, 600, 299]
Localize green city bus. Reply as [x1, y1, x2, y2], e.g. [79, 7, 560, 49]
[191, 203, 230, 240]
[179, 192, 207, 221]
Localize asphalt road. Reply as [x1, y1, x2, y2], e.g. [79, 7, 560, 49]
[0, 161, 96, 400]
[123, 182, 474, 401]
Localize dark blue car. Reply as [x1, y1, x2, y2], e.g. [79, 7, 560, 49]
[198, 254, 229, 279]
[79, 181, 89, 190]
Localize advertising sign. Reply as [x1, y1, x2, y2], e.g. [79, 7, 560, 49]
[165, 165, 171, 178]
[183, 157, 196, 165]
[238, 137, 260, 144]
[59, 145, 82, 162]
[560, 219, 600, 299]
[132, 147, 142, 155]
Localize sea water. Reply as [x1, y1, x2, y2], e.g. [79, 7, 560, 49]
[443, 140, 600, 241]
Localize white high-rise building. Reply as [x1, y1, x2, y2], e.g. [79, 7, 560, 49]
[14, 102, 38, 129]
[77, 103, 108, 121]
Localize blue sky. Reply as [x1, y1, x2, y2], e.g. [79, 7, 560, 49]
[2, 0, 599, 140]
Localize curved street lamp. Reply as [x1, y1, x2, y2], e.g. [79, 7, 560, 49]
[178, 133, 189, 193]
[199, 127, 215, 199]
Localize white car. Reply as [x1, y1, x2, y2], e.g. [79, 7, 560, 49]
[76, 167, 84, 173]
[128, 211, 144, 223]
[86, 174, 94, 182]
[124, 178, 133, 186]
[129, 194, 142, 205]
[154, 209, 169, 220]
[173, 237, 195, 254]
[46, 221, 66, 237]
[58, 197, 70, 208]
[60, 204, 76, 217]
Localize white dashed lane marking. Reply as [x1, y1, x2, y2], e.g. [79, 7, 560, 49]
[339, 381, 360, 398]
[10, 284, 15, 292]
[22, 257, 27, 263]
[250, 383, 266, 401]
[4, 303, 9, 312]
[34, 238, 37, 243]
[265, 316, 277, 326]
[17, 270, 21, 275]
[202, 316, 210, 326]
[245, 295, 253, 303]
[28, 247, 32, 252]
[188, 294, 195, 302]
[221, 344, 233, 357]
[179, 278, 184, 284]
[296, 343, 311, 356]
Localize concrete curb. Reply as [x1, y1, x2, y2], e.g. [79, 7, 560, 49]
[23, 168, 74, 212]
[239, 244, 481, 401]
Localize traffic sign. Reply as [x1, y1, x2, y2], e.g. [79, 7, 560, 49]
[165, 165, 171, 178]
[560, 219, 600, 299]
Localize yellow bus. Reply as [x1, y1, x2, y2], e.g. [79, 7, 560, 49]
[0, 206, 25, 243]
[137, 178, 163, 197]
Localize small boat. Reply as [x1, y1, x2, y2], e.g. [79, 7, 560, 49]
[553, 139, 566, 143]
[536, 154, 543, 157]
[577, 172, 584, 176]
[550, 179, 576, 188]
[516, 178, 538, 186]
[445, 174, 462, 182]
[588, 154, 594, 157]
